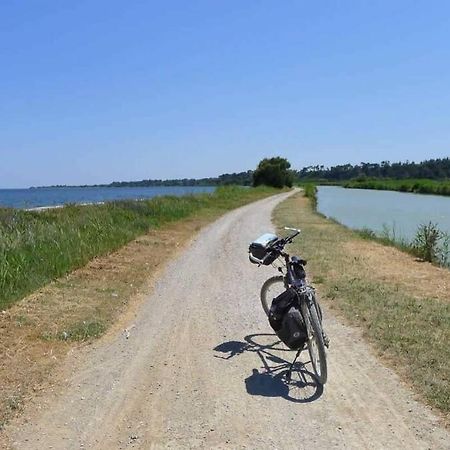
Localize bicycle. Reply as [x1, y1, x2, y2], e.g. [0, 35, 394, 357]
[249, 227, 329, 385]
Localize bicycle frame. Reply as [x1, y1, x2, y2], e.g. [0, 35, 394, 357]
[271, 234, 322, 322]
[282, 254, 306, 288]
[254, 227, 329, 384]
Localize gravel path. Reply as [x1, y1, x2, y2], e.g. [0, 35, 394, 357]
[6, 191, 449, 449]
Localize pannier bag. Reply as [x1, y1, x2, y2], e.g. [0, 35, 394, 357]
[268, 288, 307, 350]
[249, 233, 278, 265]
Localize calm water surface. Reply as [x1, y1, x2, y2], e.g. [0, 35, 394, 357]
[0, 186, 216, 209]
[317, 186, 450, 241]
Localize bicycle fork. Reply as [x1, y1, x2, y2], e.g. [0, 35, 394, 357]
[305, 289, 330, 349]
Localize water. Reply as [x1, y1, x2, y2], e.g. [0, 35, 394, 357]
[0, 186, 216, 209]
[316, 186, 450, 241]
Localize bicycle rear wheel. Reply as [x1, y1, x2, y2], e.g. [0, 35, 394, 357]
[300, 298, 327, 385]
[260, 276, 286, 316]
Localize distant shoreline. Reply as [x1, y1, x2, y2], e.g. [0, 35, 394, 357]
[29, 170, 254, 189]
[29, 183, 217, 189]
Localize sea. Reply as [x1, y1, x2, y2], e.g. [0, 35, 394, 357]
[0, 186, 216, 209]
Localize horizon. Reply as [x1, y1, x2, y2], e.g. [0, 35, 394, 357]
[1, 155, 447, 190]
[1, 2, 449, 188]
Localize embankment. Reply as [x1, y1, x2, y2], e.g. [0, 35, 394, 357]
[273, 192, 450, 420]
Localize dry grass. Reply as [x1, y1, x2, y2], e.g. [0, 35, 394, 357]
[273, 192, 450, 421]
[342, 239, 450, 302]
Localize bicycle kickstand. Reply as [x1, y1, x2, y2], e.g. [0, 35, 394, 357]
[286, 347, 303, 382]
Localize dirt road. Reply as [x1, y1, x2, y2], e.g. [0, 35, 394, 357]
[6, 192, 449, 449]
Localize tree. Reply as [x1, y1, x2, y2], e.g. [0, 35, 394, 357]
[253, 157, 294, 188]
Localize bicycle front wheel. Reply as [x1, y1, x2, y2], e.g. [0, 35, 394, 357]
[260, 276, 286, 316]
[301, 298, 327, 385]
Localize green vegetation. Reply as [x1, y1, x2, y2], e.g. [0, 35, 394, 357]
[253, 157, 294, 188]
[108, 170, 254, 187]
[60, 320, 106, 341]
[356, 225, 411, 252]
[355, 222, 449, 267]
[302, 183, 318, 208]
[42, 157, 450, 192]
[274, 192, 450, 416]
[41, 170, 254, 188]
[297, 157, 450, 182]
[413, 223, 450, 266]
[297, 158, 450, 196]
[0, 186, 278, 310]
[41, 320, 106, 342]
[342, 178, 450, 196]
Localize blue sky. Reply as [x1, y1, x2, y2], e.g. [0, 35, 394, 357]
[1, 1, 449, 188]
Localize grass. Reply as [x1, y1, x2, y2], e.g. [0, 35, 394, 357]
[273, 192, 450, 418]
[343, 178, 450, 196]
[41, 319, 106, 341]
[356, 226, 414, 255]
[0, 185, 279, 311]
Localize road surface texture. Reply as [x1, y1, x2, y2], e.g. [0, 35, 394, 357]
[6, 191, 449, 449]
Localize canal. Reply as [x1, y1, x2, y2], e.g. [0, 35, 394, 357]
[316, 185, 450, 242]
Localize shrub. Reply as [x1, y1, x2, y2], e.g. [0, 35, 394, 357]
[303, 184, 317, 208]
[412, 222, 445, 263]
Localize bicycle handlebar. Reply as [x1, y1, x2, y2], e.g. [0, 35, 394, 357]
[279, 228, 301, 246]
[250, 227, 302, 266]
[268, 228, 301, 256]
[284, 227, 300, 232]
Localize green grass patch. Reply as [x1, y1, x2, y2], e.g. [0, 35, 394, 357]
[65, 320, 106, 341]
[0, 186, 280, 310]
[41, 319, 106, 341]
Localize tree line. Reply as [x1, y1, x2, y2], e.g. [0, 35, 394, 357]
[108, 170, 254, 187]
[39, 157, 450, 189]
[110, 157, 450, 188]
[110, 157, 294, 188]
[297, 158, 450, 181]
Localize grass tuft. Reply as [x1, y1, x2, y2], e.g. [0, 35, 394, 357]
[61, 320, 106, 341]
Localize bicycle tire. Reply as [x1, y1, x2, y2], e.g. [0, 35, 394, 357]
[300, 297, 327, 385]
[260, 276, 286, 316]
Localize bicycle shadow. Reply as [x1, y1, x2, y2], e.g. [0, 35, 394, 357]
[213, 333, 323, 403]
